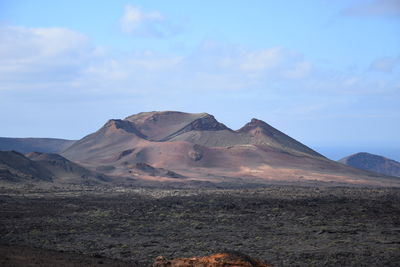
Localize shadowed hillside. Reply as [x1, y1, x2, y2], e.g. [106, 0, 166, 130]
[0, 151, 110, 184]
[339, 152, 400, 177]
[0, 151, 53, 182]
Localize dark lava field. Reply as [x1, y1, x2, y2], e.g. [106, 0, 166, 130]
[1, 185, 400, 266]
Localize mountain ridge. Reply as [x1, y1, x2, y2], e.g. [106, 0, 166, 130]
[60, 111, 399, 187]
[2, 111, 398, 187]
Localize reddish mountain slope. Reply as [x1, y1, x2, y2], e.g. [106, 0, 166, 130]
[124, 111, 230, 141]
[62, 119, 148, 162]
[61, 111, 400, 187]
[153, 252, 272, 267]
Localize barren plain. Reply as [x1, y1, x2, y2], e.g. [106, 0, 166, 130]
[1, 185, 399, 266]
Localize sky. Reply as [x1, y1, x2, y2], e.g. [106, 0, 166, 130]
[0, 0, 399, 160]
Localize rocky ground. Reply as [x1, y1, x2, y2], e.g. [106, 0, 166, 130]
[0, 185, 399, 266]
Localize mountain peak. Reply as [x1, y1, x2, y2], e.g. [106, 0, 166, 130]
[122, 111, 230, 141]
[187, 113, 230, 131]
[104, 119, 127, 129]
[125, 111, 192, 122]
[102, 119, 147, 138]
[249, 118, 269, 126]
[238, 118, 274, 134]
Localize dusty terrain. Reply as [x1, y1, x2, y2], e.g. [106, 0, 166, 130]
[1, 185, 399, 266]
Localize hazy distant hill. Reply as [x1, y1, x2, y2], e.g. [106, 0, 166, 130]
[339, 152, 400, 177]
[0, 137, 75, 154]
[61, 111, 399, 187]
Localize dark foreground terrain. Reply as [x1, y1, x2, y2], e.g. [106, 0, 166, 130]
[0, 185, 399, 266]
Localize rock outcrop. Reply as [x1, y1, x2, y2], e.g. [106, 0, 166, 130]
[153, 252, 273, 267]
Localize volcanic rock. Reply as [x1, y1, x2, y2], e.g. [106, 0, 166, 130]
[152, 252, 273, 267]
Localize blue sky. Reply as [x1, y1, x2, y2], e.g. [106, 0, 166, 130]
[0, 0, 399, 160]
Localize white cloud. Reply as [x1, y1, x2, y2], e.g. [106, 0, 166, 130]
[181, 42, 312, 82]
[283, 61, 312, 79]
[0, 26, 313, 94]
[342, 0, 400, 17]
[120, 6, 162, 32]
[240, 47, 284, 71]
[119, 5, 179, 37]
[235, 47, 312, 80]
[0, 24, 397, 101]
[1, 24, 399, 144]
[0, 25, 97, 88]
[0, 26, 91, 62]
[369, 56, 400, 72]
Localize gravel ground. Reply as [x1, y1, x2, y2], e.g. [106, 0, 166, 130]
[0, 185, 399, 266]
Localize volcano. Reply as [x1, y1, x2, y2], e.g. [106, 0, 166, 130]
[60, 111, 399, 187]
